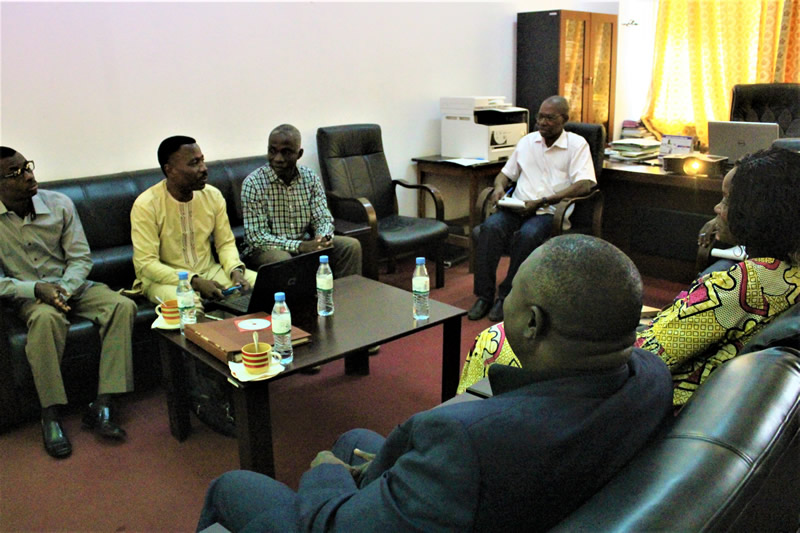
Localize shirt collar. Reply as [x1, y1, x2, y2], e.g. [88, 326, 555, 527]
[534, 129, 569, 150]
[0, 194, 49, 218]
[488, 360, 630, 397]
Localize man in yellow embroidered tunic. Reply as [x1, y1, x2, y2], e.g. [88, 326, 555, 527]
[131, 136, 255, 305]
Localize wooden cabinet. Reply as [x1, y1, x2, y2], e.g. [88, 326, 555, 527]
[516, 10, 618, 140]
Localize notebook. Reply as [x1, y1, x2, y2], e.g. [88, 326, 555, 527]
[207, 249, 325, 317]
[707, 121, 779, 165]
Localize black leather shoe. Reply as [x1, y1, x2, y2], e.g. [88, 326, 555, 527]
[41, 419, 72, 458]
[468, 298, 492, 320]
[83, 402, 127, 440]
[488, 298, 504, 322]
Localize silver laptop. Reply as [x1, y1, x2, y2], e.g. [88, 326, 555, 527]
[708, 121, 779, 164]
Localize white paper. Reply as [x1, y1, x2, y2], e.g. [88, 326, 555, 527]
[444, 158, 489, 166]
[497, 196, 525, 209]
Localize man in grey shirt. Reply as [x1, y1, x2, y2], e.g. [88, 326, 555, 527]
[0, 146, 136, 458]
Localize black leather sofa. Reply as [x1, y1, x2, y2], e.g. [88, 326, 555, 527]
[0, 155, 267, 432]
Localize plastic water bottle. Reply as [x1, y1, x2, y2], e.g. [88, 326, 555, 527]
[271, 292, 293, 365]
[316, 255, 334, 316]
[176, 270, 196, 335]
[412, 257, 430, 320]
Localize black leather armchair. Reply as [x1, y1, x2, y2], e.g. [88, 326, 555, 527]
[316, 124, 450, 288]
[730, 83, 800, 137]
[470, 122, 605, 271]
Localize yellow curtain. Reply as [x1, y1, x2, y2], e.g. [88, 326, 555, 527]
[642, 0, 799, 147]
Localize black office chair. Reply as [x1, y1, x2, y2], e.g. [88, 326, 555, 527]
[316, 124, 449, 288]
[730, 83, 800, 137]
[470, 122, 606, 271]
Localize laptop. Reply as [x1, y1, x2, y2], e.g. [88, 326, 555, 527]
[208, 249, 325, 317]
[708, 121, 780, 165]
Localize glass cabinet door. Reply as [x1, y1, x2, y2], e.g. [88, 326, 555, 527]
[589, 14, 617, 139]
[561, 15, 587, 122]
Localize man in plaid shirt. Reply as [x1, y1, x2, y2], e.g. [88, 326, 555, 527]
[241, 124, 361, 277]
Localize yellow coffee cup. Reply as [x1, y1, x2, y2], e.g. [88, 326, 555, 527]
[155, 299, 181, 325]
[241, 342, 274, 374]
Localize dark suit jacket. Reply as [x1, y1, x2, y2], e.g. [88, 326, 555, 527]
[296, 348, 672, 532]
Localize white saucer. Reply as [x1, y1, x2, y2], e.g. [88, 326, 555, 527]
[151, 315, 181, 330]
[229, 361, 285, 382]
[237, 318, 271, 331]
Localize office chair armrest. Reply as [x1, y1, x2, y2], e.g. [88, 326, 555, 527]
[325, 191, 378, 228]
[476, 186, 496, 222]
[392, 180, 445, 221]
[551, 188, 603, 237]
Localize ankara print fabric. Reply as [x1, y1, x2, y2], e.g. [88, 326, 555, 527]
[457, 322, 521, 394]
[636, 258, 800, 406]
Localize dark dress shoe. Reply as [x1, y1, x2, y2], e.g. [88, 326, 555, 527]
[83, 402, 127, 440]
[41, 419, 72, 458]
[487, 298, 504, 322]
[468, 298, 492, 320]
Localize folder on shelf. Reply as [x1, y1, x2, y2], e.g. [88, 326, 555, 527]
[184, 311, 311, 364]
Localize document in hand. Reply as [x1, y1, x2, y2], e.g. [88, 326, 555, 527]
[498, 196, 526, 209]
[184, 312, 312, 364]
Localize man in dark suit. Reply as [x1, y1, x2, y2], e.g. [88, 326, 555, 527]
[196, 234, 672, 532]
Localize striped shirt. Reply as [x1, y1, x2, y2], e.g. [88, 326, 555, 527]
[241, 164, 334, 256]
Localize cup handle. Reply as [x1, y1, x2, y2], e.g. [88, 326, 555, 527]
[155, 305, 162, 317]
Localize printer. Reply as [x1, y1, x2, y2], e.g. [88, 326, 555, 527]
[441, 96, 529, 161]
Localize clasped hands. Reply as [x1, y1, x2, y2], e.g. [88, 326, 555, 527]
[310, 448, 376, 484]
[34, 282, 72, 313]
[298, 235, 334, 254]
[190, 269, 252, 300]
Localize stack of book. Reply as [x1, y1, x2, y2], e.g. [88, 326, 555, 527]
[607, 138, 661, 162]
[620, 119, 656, 139]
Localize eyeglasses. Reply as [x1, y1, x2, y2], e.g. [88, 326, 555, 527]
[536, 113, 563, 124]
[2, 160, 35, 180]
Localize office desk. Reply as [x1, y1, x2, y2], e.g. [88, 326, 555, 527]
[413, 156, 504, 269]
[601, 161, 722, 282]
[158, 275, 466, 478]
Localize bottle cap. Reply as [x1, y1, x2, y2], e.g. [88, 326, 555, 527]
[320, 255, 329, 263]
[274, 292, 286, 302]
[416, 257, 425, 265]
[178, 271, 188, 280]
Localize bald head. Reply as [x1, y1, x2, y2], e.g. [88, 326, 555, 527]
[542, 96, 569, 119]
[503, 235, 642, 372]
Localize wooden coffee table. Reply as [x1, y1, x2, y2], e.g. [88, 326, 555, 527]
[157, 275, 466, 477]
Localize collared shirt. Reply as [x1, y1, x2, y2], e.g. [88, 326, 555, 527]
[241, 164, 334, 256]
[0, 190, 92, 300]
[131, 180, 244, 286]
[502, 130, 596, 215]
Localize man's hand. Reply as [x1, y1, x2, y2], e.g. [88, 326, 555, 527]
[230, 269, 251, 292]
[191, 276, 224, 300]
[309, 448, 375, 484]
[697, 218, 720, 247]
[298, 236, 334, 254]
[489, 185, 507, 206]
[518, 198, 548, 218]
[34, 282, 71, 313]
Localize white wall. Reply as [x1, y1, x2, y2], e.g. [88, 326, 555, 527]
[2, 1, 644, 217]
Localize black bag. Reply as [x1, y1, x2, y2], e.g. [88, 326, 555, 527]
[183, 354, 236, 437]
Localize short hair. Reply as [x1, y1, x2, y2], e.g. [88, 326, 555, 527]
[727, 146, 800, 263]
[269, 124, 301, 145]
[532, 235, 643, 342]
[157, 136, 196, 175]
[543, 96, 570, 121]
[0, 146, 18, 159]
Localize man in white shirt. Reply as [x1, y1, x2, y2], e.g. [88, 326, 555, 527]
[469, 96, 596, 322]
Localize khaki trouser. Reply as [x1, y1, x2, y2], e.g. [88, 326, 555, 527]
[19, 283, 137, 408]
[244, 236, 362, 278]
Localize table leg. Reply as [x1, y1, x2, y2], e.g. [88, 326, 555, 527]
[158, 336, 191, 441]
[344, 350, 370, 375]
[416, 166, 426, 218]
[231, 381, 275, 477]
[441, 316, 462, 401]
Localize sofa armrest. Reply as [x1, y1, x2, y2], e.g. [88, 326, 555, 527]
[549, 348, 800, 532]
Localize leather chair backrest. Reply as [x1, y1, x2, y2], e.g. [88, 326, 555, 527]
[551, 347, 800, 532]
[316, 124, 396, 219]
[730, 83, 800, 137]
[740, 302, 800, 354]
[563, 122, 606, 179]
